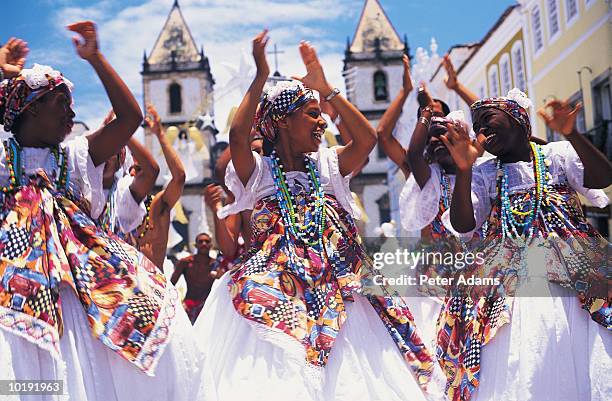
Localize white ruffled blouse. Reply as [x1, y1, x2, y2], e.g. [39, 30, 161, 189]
[442, 140, 610, 235]
[0, 136, 106, 218]
[218, 147, 360, 220]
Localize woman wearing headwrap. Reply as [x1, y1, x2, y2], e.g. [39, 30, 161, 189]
[194, 30, 445, 401]
[0, 22, 199, 401]
[437, 89, 611, 401]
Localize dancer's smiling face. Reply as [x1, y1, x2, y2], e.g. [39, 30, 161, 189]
[277, 100, 327, 154]
[472, 108, 526, 156]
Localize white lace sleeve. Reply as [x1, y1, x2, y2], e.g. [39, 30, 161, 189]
[218, 151, 265, 219]
[399, 164, 442, 231]
[441, 163, 493, 237]
[115, 175, 147, 234]
[317, 147, 361, 220]
[65, 136, 105, 219]
[549, 141, 610, 208]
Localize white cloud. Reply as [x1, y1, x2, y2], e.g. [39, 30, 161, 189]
[50, 0, 358, 131]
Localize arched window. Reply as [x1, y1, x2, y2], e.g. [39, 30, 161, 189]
[169, 82, 182, 114]
[488, 65, 500, 97]
[499, 53, 512, 95]
[373, 71, 388, 101]
[511, 41, 527, 92]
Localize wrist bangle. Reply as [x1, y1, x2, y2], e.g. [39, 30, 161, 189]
[324, 87, 341, 101]
[421, 105, 434, 115]
[418, 116, 430, 129]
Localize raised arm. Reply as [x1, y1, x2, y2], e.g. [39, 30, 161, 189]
[146, 104, 186, 208]
[127, 137, 159, 204]
[443, 54, 478, 106]
[67, 21, 143, 166]
[407, 85, 434, 188]
[439, 123, 481, 233]
[377, 54, 413, 178]
[203, 184, 241, 258]
[231, 30, 270, 186]
[0, 37, 29, 78]
[293, 41, 376, 176]
[538, 99, 612, 189]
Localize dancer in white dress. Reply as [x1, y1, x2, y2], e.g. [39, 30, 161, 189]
[438, 89, 611, 401]
[0, 22, 199, 401]
[195, 30, 446, 401]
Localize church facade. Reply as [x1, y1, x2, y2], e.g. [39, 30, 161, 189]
[343, 0, 409, 236]
[141, 0, 218, 253]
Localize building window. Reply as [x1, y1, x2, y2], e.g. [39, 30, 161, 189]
[169, 82, 182, 114]
[500, 54, 512, 95]
[373, 71, 388, 101]
[512, 41, 527, 92]
[532, 6, 544, 52]
[546, 0, 560, 39]
[488, 65, 500, 97]
[565, 0, 578, 23]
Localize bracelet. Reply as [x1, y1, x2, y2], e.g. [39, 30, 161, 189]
[421, 105, 434, 115]
[418, 116, 430, 129]
[324, 87, 341, 101]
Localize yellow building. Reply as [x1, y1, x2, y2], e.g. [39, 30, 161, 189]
[430, 5, 531, 131]
[520, 0, 611, 143]
[521, 0, 611, 235]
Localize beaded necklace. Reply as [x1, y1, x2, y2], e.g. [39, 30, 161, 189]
[269, 150, 326, 249]
[137, 195, 154, 239]
[1, 137, 69, 193]
[439, 172, 452, 210]
[497, 142, 548, 239]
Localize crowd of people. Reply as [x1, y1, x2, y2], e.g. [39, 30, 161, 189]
[0, 21, 610, 401]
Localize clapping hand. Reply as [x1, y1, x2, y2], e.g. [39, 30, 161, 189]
[0, 38, 29, 78]
[537, 98, 582, 136]
[67, 21, 100, 61]
[292, 41, 333, 96]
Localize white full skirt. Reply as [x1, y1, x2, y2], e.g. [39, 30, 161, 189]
[0, 285, 201, 401]
[194, 273, 447, 401]
[474, 282, 611, 401]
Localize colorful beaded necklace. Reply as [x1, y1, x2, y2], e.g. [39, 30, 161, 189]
[137, 194, 154, 239]
[497, 141, 548, 240]
[269, 150, 326, 249]
[1, 137, 69, 193]
[440, 172, 452, 210]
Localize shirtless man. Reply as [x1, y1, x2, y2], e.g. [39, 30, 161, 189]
[134, 104, 186, 268]
[171, 233, 215, 324]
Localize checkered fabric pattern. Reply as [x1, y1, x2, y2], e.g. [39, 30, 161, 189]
[1, 223, 30, 260]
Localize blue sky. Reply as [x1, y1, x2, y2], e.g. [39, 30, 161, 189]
[2, 0, 516, 133]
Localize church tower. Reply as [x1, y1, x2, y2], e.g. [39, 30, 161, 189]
[141, 0, 216, 252]
[343, 0, 409, 236]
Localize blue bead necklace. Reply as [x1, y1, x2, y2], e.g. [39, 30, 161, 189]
[497, 142, 548, 240]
